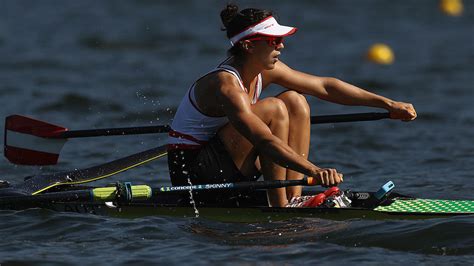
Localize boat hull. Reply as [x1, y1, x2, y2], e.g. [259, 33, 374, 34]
[1, 189, 473, 221]
[3, 200, 471, 222]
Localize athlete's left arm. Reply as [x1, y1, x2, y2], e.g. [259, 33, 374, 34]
[263, 61, 417, 121]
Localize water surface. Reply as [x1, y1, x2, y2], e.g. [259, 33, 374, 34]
[1, 0, 473, 264]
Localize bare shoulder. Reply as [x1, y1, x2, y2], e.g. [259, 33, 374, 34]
[194, 70, 236, 91]
[194, 70, 245, 108]
[212, 71, 245, 97]
[191, 70, 244, 115]
[215, 71, 241, 86]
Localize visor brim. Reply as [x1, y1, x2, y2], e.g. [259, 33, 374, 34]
[257, 25, 297, 38]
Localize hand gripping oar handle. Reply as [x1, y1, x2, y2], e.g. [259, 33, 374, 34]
[0, 178, 318, 205]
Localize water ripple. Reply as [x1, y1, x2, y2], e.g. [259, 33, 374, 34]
[324, 216, 474, 255]
[35, 93, 124, 113]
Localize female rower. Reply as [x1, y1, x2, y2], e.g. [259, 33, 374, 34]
[167, 4, 417, 207]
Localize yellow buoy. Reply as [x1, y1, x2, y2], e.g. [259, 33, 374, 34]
[440, 0, 463, 16]
[367, 43, 394, 65]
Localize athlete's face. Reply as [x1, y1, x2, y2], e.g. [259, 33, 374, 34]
[243, 37, 284, 70]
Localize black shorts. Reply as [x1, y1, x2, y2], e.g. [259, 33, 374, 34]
[168, 136, 260, 186]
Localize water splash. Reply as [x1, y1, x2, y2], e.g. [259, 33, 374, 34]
[187, 178, 199, 218]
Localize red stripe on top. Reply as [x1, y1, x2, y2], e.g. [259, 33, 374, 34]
[254, 27, 298, 38]
[5, 115, 67, 137]
[169, 130, 208, 145]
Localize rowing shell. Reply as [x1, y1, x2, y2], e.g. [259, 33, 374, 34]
[1, 188, 473, 222]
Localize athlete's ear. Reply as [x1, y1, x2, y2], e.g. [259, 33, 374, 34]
[241, 40, 254, 52]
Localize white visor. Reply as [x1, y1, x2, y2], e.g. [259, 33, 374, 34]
[229, 16, 297, 46]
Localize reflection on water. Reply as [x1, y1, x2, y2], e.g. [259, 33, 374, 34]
[184, 215, 474, 255]
[185, 218, 349, 246]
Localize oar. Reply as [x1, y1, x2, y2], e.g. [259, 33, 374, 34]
[4, 112, 390, 165]
[310, 112, 390, 124]
[13, 144, 169, 195]
[4, 115, 170, 165]
[0, 178, 317, 205]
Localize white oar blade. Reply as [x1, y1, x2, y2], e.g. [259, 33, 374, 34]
[4, 115, 68, 165]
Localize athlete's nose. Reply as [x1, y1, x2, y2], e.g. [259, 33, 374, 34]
[276, 42, 284, 50]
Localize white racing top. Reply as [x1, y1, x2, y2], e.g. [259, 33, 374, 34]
[168, 58, 262, 149]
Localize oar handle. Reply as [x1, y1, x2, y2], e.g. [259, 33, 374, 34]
[311, 112, 390, 124]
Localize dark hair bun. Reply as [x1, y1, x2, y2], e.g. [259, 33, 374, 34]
[220, 4, 239, 29]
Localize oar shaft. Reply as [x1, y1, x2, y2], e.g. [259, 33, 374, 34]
[58, 125, 171, 138]
[54, 112, 389, 139]
[0, 178, 317, 205]
[311, 112, 390, 124]
[156, 177, 315, 193]
[4, 112, 390, 165]
[0, 190, 92, 205]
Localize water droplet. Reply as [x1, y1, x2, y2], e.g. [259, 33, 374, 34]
[187, 178, 200, 218]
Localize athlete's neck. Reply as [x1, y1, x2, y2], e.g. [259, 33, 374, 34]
[229, 56, 262, 87]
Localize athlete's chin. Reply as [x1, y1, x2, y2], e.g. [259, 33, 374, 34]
[264, 64, 276, 70]
[264, 59, 278, 70]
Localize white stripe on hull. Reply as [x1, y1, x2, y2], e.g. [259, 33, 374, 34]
[6, 130, 67, 154]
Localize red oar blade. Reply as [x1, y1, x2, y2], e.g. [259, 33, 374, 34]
[4, 115, 68, 165]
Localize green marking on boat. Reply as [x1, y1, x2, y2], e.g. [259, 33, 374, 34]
[375, 199, 474, 213]
[92, 185, 152, 201]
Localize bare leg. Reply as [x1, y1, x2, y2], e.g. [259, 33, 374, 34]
[218, 97, 290, 207]
[276, 91, 311, 199]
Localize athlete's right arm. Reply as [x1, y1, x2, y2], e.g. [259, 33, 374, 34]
[215, 73, 342, 187]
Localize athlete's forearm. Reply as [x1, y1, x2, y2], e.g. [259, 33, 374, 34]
[270, 63, 393, 109]
[255, 137, 319, 176]
[317, 78, 394, 109]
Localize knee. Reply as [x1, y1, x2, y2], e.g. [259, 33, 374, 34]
[279, 91, 310, 118]
[269, 97, 289, 121]
[252, 97, 289, 126]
